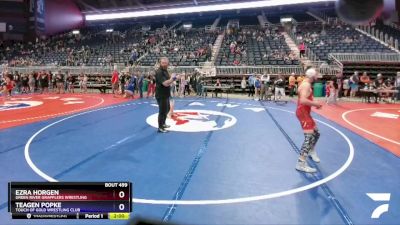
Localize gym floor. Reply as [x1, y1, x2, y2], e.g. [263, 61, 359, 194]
[0, 94, 399, 225]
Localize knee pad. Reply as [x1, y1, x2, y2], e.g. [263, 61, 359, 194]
[300, 133, 315, 156]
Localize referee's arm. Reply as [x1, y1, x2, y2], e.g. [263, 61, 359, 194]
[156, 70, 176, 87]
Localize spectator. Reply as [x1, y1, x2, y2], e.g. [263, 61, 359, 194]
[360, 72, 370, 88]
[241, 76, 247, 94]
[373, 74, 385, 89]
[129, 50, 138, 65]
[123, 75, 136, 99]
[168, 78, 177, 118]
[78, 74, 84, 92]
[297, 75, 304, 86]
[39, 72, 49, 94]
[66, 73, 75, 93]
[248, 74, 255, 97]
[21, 74, 29, 94]
[82, 74, 88, 93]
[179, 74, 186, 97]
[326, 80, 337, 105]
[197, 76, 205, 96]
[261, 74, 271, 100]
[55, 72, 64, 94]
[254, 76, 261, 101]
[138, 73, 144, 98]
[343, 77, 350, 97]
[120, 72, 127, 95]
[13, 72, 21, 93]
[299, 42, 306, 58]
[111, 69, 119, 96]
[349, 71, 360, 98]
[96, 76, 107, 94]
[147, 74, 156, 98]
[185, 75, 191, 96]
[28, 73, 35, 93]
[274, 74, 286, 101]
[335, 72, 343, 98]
[395, 72, 400, 101]
[1, 74, 14, 99]
[371, 74, 385, 102]
[143, 74, 149, 96]
[288, 73, 296, 97]
[214, 78, 222, 98]
[381, 77, 394, 100]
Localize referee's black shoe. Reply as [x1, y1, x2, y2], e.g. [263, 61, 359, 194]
[163, 124, 171, 129]
[158, 128, 168, 133]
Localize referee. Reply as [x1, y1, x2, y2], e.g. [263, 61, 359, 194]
[155, 57, 178, 133]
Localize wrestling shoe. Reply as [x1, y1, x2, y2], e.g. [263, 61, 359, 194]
[163, 124, 171, 129]
[157, 128, 168, 133]
[308, 150, 321, 163]
[296, 160, 317, 173]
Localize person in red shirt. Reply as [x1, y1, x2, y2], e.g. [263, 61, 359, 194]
[111, 69, 119, 96]
[295, 68, 322, 173]
[299, 42, 306, 58]
[147, 74, 156, 98]
[1, 74, 14, 101]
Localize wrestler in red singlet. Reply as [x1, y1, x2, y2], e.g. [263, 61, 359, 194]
[296, 87, 316, 131]
[295, 68, 322, 173]
[3, 75, 13, 97]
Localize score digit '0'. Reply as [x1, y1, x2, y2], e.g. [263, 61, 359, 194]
[119, 191, 125, 199]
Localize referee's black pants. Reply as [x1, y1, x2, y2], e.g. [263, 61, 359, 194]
[156, 97, 170, 129]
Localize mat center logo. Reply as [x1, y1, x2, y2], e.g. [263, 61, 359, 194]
[146, 110, 237, 132]
[0, 101, 43, 111]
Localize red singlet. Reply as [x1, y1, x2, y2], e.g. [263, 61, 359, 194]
[6, 81, 14, 91]
[296, 86, 316, 131]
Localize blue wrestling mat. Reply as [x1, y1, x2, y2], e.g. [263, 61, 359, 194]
[0, 98, 399, 225]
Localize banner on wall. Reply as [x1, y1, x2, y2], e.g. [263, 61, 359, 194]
[35, 0, 45, 34]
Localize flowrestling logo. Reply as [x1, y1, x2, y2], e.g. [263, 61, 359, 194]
[146, 110, 237, 132]
[366, 193, 391, 219]
[0, 101, 43, 111]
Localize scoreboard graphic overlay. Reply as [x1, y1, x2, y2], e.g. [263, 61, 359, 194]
[8, 182, 132, 220]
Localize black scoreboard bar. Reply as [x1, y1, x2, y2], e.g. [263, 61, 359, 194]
[9, 182, 132, 220]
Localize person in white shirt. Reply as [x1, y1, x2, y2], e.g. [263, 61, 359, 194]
[342, 78, 350, 97]
[261, 74, 270, 83]
[274, 74, 286, 102]
[241, 76, 247, 94]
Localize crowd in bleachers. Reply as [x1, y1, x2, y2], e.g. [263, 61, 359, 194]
[139, 28, 218, 66]
[1, 24, 171, 67]
[2, 25, 219, 68]
[2, 24, 303, 68]
[217, 26, 299, 66]
[3, 21, 396, 69]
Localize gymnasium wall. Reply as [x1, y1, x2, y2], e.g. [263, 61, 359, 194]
[0, 0, 28, 41]
[42, 0, 84, 35]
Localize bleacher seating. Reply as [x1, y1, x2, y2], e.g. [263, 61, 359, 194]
[5, 23, 170, 67]
[371, 20, 400, 46]
[138, 28, 218, 66]
[287, 13, 317, 22]
[295, 24, 396, 61]
[216, 27, 299, 66]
